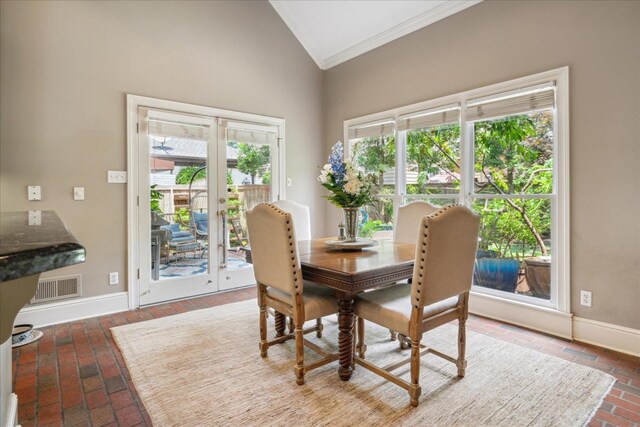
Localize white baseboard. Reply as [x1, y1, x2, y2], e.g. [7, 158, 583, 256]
[469, 292, 573, 339]
[573, 317, 640, 357]
[8, 393, 17, 427]
[15, 292, 128, 328]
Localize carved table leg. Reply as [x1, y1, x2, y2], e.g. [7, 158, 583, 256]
[337, 298, 355, 381]
[274, 311, 286, 338]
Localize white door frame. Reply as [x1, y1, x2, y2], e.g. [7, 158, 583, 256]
[126, 95, 285, 309]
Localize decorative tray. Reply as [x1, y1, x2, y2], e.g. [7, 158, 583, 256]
[324, 238, 378, 251]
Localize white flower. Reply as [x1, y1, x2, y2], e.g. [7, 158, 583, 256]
[318, 169, 330, 183]
[344, 178, 363, 195]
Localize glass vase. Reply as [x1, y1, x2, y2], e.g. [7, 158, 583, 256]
[342, 207, 359, 242]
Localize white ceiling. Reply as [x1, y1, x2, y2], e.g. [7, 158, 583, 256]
[269, 0, 481, 70]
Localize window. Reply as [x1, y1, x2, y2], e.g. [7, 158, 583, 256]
[344, 69, 568, 313]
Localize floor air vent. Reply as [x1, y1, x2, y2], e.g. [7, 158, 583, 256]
[31, 274, 82, 304]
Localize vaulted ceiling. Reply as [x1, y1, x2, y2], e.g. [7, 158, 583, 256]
[269, 0, 481, 70]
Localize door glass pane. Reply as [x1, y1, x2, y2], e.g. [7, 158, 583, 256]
[406, 124, 460, 195]
[351, 135, 395, 239]
[472, 198, 552, 300]
[473, 111, 553, 195]
[149, 136, 208, 281]
[226, 140, 271, 270]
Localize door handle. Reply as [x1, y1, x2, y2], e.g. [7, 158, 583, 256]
[219, 209, 227, 269]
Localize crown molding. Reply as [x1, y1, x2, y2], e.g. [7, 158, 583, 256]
[269, 0, 327, 70]
[323, 0, 482, 70]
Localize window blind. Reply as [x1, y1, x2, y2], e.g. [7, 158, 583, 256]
[227, 128, 277, 145]
[466, 83, 555, 122]
[142, 108, 213, 141]
[397, 104, 460, 131]
[348, 118, 394, 140]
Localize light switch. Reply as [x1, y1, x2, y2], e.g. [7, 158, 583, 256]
[27, 185, 41, 201]
[28, 210, 41, 226]
[287, 178, 292, 187]
[73, 187, 85, 201]
[107, 171, 127, 184]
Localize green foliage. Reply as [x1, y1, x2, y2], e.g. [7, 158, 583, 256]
[261, 169, 271, 185]
[237, 144, 270, 184]
[473, 112, 554, 258]
[150, 184, 164, 214]
[359, 220, 387, 238]
[176, 166, 206, 185]
[227, 198, 242, 218]
[406, 124, 460, 194]
[352, 111, 554, 260]
[174, 208, 190, 228]
[226, 172, 233, 185]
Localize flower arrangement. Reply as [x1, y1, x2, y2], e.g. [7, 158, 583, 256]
[318, 141, 377, 208]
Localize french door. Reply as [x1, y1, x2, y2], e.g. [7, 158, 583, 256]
[135, 106, 280, 306]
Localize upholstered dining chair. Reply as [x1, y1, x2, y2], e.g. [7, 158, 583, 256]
[271, 199, 317, 335]
[246, 203, 339, 385]
[388, 200, 440, 344]
[354, 205, 480, 407]
[394, 200, 439, 244]
[272, 199, 311, 241]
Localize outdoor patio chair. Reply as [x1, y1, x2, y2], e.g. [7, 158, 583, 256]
[354, 205, 480, 407]
[160, 223, 199, 263]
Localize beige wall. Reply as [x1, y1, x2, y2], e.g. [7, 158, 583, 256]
[0, 1, 324, 297]
[323, 1, 640, 329]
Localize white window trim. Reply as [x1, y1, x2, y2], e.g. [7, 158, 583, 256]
[126, 95, 286, 309]
[343, 68, 570, 336]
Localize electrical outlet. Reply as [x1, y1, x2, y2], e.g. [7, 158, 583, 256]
[27, 185, 42, 201]
[109, 272, 119, 285]
[28, 210, 41, 226]
[580, 290, 592, 307]
[73, 187, 85, 201]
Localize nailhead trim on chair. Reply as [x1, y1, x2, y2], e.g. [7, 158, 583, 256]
[413, 204, 465, 308]
[259, 202, 301, 296]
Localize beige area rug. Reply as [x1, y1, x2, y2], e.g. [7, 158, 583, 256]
[112, 299, 614, 427]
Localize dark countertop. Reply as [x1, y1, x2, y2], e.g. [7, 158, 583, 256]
[0, 211, 86, 282]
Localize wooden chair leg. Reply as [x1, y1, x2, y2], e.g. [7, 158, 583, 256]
[356, 317, 366, 358]
[259, 305, 268, 357]
[294, 324, 305, 385]
[288, 317, 294, 334]
[274, 311, 286, 337]
[457, 315, 468, 377]
[389, 329, 398, 341]
[398, 333, 409, 350]
[316, 318, 323, 338]
[409, 339, 422, 407]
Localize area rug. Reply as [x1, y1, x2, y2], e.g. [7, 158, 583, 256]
[112, 300, 614, 427]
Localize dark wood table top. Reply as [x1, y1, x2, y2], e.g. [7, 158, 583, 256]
[297, 238, 415, 294]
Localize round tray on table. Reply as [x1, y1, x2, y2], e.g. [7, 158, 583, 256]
[324, 238, 377, 251]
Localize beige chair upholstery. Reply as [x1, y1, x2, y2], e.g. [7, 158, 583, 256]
[272, 199, 311, 241]
[271, 199, 315, 334]
[387, 200, 440, 342]
[394, 200, 439, 244]
[246, 203, 339, 385]
[354, 205, 480, 406]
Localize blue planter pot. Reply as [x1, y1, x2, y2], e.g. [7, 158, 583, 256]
[473, 257, 520, 293]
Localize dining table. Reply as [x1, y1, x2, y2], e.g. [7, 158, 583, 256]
[296, 238, 416, 381]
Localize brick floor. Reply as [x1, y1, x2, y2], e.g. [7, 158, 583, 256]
[12, 286, 640, 426]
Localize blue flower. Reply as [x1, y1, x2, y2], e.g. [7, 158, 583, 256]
[329, 141, 346, 182]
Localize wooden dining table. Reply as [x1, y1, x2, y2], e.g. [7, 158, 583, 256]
[297, 238, 416, 381]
